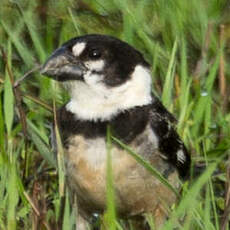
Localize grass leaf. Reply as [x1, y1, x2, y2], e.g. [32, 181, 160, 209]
[112, 136, 179, 198]
[27, 120, 55, 167]
[104, 125, 117, 230]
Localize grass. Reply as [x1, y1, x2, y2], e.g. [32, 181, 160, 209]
[0, 0, 230, 229]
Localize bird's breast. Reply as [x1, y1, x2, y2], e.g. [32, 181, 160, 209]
[65, 134, 139, 212]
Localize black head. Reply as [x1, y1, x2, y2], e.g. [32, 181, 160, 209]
[41, 34, 149, 86]
[41, 34, 152, 121]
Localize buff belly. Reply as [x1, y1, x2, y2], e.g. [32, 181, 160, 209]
[65, 130, 180, 219]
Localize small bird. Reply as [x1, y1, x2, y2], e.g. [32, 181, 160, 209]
[41, 34, 191, 229]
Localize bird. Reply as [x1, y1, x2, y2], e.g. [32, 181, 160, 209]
[40, 34, 191, 230]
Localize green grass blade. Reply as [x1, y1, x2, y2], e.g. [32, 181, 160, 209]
[4, 42, 14, 136]
[27, 120, 55, 167]
[21, 10, 46, 62]
[0, 91, 5, 154]
[68, 8, 81, 35]
[104, 125, 116, 230]
[162, 38, 178, 109]
[52, 99, 66, 198]
[1, 21, 34, 67]
[62, 191, 74, 230]
[111, 136, 179, 198]
[161, 162, 218, 230]
[191, 52, 220, 140]
[7, 164, 19, 230]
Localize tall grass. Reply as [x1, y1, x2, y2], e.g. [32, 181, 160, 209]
[0, 0, 230, 229]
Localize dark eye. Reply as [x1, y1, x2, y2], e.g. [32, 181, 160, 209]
[89, 49, 101, 59]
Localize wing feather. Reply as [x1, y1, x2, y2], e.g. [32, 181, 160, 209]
[150, 97, 191, 178]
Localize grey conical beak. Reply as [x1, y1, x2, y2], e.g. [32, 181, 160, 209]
[40, 47, 86, 81]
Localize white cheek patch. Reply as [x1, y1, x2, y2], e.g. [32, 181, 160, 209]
[85, 60, 105, 72]
[65, 65, 153, 121]
[72, 42, 86, 56]
[84, 72, 103, 85]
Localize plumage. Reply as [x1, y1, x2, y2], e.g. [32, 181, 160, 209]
[41, 34, 191, 229]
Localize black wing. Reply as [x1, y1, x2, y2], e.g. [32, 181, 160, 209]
[150, 97, 191, 179]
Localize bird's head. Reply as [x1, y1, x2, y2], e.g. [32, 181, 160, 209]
[41, 34, 153, 121]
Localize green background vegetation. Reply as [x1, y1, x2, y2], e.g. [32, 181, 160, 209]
[0, 0, 230, 229]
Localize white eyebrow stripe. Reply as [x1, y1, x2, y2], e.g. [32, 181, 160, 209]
[72, 42, 86, 56]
